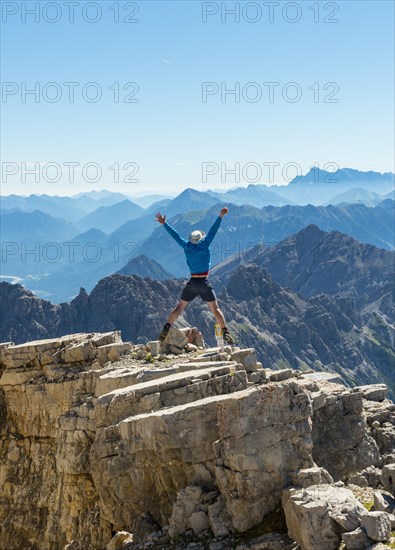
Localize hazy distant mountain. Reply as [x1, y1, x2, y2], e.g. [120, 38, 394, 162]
[68, 194, 100, 213]
[326, 187, 385, 207]
[262, 202, 394, 250]
[0, 194, 87, 222]
[378, 198, 395, 209]
[3, 189, 224, 302]
[72, 189, 127, 201]
[143, 198, 172, 216]
[130, 194, 171, 208]
[273, 167, 394, 204]
[141, 202, 394, 278]
[0, 207, 24, 214]
[70, 190, 131, 211]
[77, 199, 144, 233]
[86, 192, 130, 208]
[2, 189, 393, 304]
[0, 210, 80, 281]
[107, 189, 224, 249]
[0, 209, 77, 242]
[106, 216, 156, 248]
[289, 167, 393, 189]
[0, 191, 132, 221]
[164, 188, 222, 216]
[116, 254, 173, 280]
[209, 184, 294, 207]
[73, 190, 111, 199]
[71, 227, 108, 246]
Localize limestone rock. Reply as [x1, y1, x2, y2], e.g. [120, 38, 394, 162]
[169, 486, 205, 537]
[348, 466, 382, 488]
[373, 492, 395, 514]
[293, 466, 334, 488]
[162, 327, 188, 351]
[311, 387, 381, 480]
[381, 464, 395, 496]
[341, 527, 371, 550]
[248, 370, 267, 384]
[106, 531, 133, 550]
[283, 484, 367, 550]
[1, 330, 394, 550]
[361, 511, 391, 542]
[310, 390, 327, 411]
[269, 369, 293, 382]
[161, 327, 204, 355]
[90, 380, 313, 535]
[230, 349, 257, 372]
[90, 331, 122, 348]
[207, 496, 233, 537]
[189, 511, 210, 535]
[97, 342, 132, 366]
[354, 385, 388, 402]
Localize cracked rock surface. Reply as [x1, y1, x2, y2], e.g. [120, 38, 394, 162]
[1, 330, 394, 550]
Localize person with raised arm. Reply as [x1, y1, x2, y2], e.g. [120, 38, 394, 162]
[155, 207, 235, 344]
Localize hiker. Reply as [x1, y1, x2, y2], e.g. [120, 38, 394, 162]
[155, 207, 235, 344]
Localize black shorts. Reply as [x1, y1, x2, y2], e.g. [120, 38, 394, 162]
[180, 277, 217, 303]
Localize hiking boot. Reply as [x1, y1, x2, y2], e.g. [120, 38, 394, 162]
[159, 323, 171, 342]
[222, 327, 235, 345]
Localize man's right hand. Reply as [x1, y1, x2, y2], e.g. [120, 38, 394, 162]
[155, 212, 166, 224]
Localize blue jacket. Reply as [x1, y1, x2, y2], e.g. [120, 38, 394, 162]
[163, 216, 222, 274]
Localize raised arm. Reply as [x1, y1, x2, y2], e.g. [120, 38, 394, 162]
[155, 212, 187, 249]
[204, 207, 228, 246]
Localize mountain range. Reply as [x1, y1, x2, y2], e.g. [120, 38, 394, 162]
[1, 168, 393, 302]
[270, 167, 394, 204]
[142, 201, 394, 278]
[0, 191, 132, 222]
[2, 167, 393, 219]
[211, 224, 394, 311]
[1, 198, 394, 302]
[77, 199, 144, 233]
[1, 224, 393, 397]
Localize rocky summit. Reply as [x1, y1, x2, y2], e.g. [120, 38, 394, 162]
[1, 329, 395, 550]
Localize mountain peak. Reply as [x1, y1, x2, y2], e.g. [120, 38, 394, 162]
[116, 254, 173, 280]
[178, 187, 205, 197]
[290, 167, 394, 187]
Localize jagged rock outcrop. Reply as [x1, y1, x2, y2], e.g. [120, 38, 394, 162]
[211, 224, 394, 313]
[1, 331, 395, 549]
[115, 254, 173, 281]
[2, 260, 394, 399]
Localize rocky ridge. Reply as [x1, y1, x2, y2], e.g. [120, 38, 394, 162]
[1, 329, 395, 550]
[2, 259, 394, 400]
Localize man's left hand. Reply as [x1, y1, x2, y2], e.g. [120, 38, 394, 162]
[220, 207, 229, 218]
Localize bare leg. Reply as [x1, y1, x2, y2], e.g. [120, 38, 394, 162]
[167, 300, 189, 324]
[207, 300, 227, 329]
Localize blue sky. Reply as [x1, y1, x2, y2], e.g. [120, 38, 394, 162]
[1, 0, 394, 196]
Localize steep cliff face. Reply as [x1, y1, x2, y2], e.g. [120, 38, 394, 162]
[1, 331, 394, 550]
